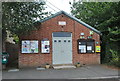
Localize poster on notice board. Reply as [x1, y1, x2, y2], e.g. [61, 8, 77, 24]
[21, 40, 38, 53]
[96, 46, 101, 52]
[41, 40, 50, 53]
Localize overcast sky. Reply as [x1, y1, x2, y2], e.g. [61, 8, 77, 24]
[45, 0, 74, 14]
[45, 0, 119, 14]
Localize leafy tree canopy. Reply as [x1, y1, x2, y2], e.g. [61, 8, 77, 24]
[2, 2, 49, 36]
[70, 2, 120, 66]
[70, 2, 120, 42]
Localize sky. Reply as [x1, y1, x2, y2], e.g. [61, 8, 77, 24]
[45, 0, 119, 14]
[45, 0, 74, 14]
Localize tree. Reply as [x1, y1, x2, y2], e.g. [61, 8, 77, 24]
[2, 2, 48, 36]
[70, 2, 120, 66]
[2, 2, 49, 51]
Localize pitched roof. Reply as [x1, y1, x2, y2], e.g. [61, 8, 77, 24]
[39, 11, 101, 35]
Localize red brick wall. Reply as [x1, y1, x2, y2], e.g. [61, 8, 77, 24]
[19, 14, 100, 68]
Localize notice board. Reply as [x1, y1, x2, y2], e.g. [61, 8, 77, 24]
[41, 40, 50, 53]
[21, 40, 38, 53]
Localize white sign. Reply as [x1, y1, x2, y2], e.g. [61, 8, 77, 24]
[87, 46, 92, 50]
[41, 40, 50, 53]
[58, 21, 66, 25]
[80, 33, 84, 36]
[79, 45, 86, 53]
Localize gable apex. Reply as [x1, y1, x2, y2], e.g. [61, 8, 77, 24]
[39, 11, 101, 35]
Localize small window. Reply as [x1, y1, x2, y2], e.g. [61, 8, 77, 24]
[54, 40, 57, 42]
[64, 40, 66, 42]
[58, 40, 61, 42]
[68, 40, 70, 42]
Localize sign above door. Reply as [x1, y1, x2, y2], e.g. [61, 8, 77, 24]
[58, 21, 66, 25]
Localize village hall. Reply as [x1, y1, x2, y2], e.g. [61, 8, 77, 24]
[19, 11, 101, 68]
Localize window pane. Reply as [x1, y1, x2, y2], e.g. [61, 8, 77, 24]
[87, 41, 95, 53]
[54, 40, 57, 42]
[79, 45, 86, 53]
[68, 40, 70, 42]
[58, 40, 61, 42]
[79, 41, 86, 45]
[64, 40, 66, 42]
[78, 40, 86, 53]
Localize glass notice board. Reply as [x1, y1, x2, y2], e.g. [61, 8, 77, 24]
[78, 40, 86, 53]
[41, 40, 50, 53]
[21, 40, 38, 53]
[78, 39, 95, 54]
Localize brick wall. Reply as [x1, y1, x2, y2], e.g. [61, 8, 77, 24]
[19, 14, 100, 68]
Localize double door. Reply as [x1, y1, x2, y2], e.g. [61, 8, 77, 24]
[52, 32, 72, 64]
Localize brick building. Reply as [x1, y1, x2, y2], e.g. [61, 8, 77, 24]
[19, 11, 101, 68]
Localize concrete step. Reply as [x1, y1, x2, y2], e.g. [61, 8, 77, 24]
[53, 65, 76, 69]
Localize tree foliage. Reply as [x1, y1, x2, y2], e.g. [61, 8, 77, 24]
[70, 2, 120, 66]
[2, 2, 48, 36]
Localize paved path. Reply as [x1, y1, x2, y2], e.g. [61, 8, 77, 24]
[2, 65, 120, 79]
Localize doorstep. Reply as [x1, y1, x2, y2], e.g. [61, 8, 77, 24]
[53, 64, 76, 69]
